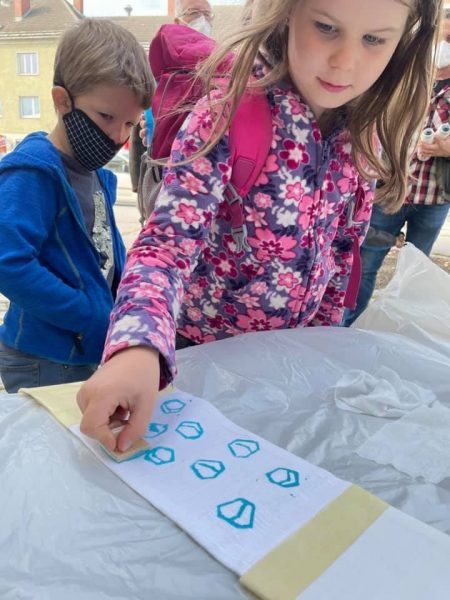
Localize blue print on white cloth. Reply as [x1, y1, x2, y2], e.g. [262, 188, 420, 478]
[146, 423, 169, 439]
[228, 439, 260, 458]
[176, 420, 204, 440]
[160, 399, 186, 414]
[217, 498, 256, 529]
[266, 468, 300, 488]
[144, 447, 175, 465]
[191, 459, 225, 480]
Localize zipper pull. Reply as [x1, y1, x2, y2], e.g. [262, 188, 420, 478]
[74, 333, 85, 355]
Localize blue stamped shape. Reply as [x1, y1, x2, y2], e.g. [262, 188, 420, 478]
[191, 459, 225, 480]
[176, 420, 204, 440]
[228, 438, 260, 459]
[266, 468, 300, 489]
[146, 423, 168, 439]
[160, 398, 186, 415]
[217, 498, 255, 529]
[144, 446, 175, 466]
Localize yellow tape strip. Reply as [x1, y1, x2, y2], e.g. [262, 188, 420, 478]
[240, 485, 388, 600]
[20, 382, 175, 428]
[20, 381, 83, 427]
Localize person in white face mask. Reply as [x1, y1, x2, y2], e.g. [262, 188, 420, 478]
[436, 37, 450, 70]
[174, 0, 214, 37]
[435, 6, 450, 73]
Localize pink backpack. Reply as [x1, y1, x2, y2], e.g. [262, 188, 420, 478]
[139, 24, 362, 309]
[137, 24, 272, 252]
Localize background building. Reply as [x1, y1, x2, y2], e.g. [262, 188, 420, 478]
[0, 0, 243, 151]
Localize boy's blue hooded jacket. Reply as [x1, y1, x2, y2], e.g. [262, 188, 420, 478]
[0, 132, 126, 364]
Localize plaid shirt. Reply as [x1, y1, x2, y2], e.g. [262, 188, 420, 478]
[408, 80, 450, 205]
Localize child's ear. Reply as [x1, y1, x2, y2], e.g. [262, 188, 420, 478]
[52, 86, 72, 116]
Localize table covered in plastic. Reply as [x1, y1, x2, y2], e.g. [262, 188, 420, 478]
[1, 324, 449, 600]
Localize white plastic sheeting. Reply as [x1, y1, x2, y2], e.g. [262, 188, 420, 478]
[1, 324, 449, 599]
[354, 243, 450, 354]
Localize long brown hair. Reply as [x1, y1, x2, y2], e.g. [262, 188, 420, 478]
[187, 0, 443, 212]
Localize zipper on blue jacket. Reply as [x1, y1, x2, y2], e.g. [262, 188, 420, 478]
[74, 333, 85, 355]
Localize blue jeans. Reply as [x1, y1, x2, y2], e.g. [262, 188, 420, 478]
[343, 202, 450, 326]
[0, 341, 97, 393]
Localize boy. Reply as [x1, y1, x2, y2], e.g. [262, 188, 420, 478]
[0, 19, 154, 392]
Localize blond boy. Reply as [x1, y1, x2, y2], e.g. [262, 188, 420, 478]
[0, 19, 154, 392]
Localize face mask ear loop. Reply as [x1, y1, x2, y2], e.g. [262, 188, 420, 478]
[54, 81, 75, 110]
[65, 88, 75, 111]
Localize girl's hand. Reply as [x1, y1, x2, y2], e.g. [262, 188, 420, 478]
[77, 346, 160, 453]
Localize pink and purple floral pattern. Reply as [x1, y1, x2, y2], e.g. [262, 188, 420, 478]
[104, 81, 374, 387]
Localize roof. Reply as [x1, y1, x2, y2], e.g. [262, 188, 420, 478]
[108, 5, 244, 48]
[0, 1, 244, 44]
[0, 0, 80, 39]
[107, 15, 171, 48]
[211, 5, 244, 42]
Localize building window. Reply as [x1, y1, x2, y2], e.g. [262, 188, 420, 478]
[19, 96, 40, 118]
[17, 52, 39, 75]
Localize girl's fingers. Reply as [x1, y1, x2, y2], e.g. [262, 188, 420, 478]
[117, 395, 155, 452]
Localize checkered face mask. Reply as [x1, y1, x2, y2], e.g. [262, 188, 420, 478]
[63, 108, 123, 171]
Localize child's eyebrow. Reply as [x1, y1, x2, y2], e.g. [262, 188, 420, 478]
[310, 8, 342, 24]
[368, 26, 403, 33]
[311, 8, 403, 34]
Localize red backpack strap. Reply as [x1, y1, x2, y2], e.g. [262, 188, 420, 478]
[229, 90, 273, 197]
[343, 234, 361, 310]
[225, 90, 273, 251]
[343, 185, 367, 310]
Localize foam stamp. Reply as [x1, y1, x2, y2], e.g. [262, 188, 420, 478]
[102, 438, 150, 463]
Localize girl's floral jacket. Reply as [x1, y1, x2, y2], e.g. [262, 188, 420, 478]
[104, 79, 374, 387]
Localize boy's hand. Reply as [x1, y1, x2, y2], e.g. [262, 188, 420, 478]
[77, 346, 160, 453]
[139, 114, 148, 144]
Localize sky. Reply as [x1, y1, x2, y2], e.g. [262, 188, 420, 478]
[77, 0, 244, 18]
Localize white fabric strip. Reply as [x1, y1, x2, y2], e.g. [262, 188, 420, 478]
[70, 389, 348, 575]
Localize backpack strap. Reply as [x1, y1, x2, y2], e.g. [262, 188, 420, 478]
[225, 90, 273, 252]
[343, 185, 366, 310]
[229, 90, 273, 197]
